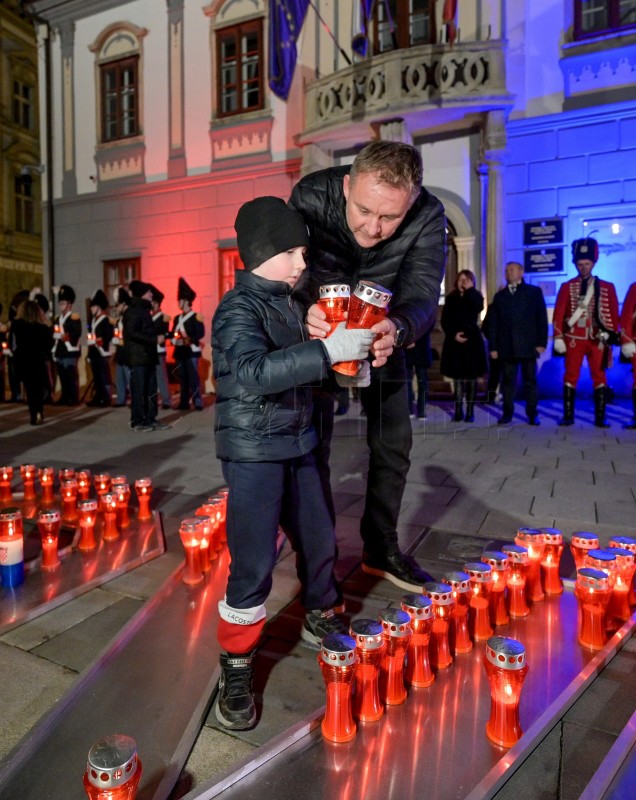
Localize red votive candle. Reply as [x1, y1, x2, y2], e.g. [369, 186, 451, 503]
[540, 528, 564, 595]
[484, 636, 528, 749]
[605, 548, 635, 623]
[502, 544, 531, 618]
[83, 733, 142, 800]
[424, 581, 455, 669]
[59, 467, 75, 484]
[349, 618, 385, 722]
[609, 536, 636, 607]
[378, 607, 412, 705]
[575, 567, 612, 650]
[94, 472, 111, 496]
[465, 562, 494, 641]
[37, 509, 61, 571]
[0, 508, 24, 587]
[0, 466, 13, 503]
[197, 515, 213, 572]
[114, 482, 131, 529]
[77, 498, 98, 551]
[20, 464, 37, 501]
[515, 527, 545, 603]
[179, 517, 204, 586]
[134, 477, 153, 521]
[333, 281, 391, 376]
[100, 492, 120, 541]
[584, 549, 618, 588]
[196, 501, 223, 552]
[76, 469, 92, 500]
[482, 550, 510, 626]
[443, 569, 473, 654]
[212, 488, 229, 543]
[39, 466, 55, 504]
[401, 593, 435, 687]
[60, 478, 79, 523]
[319, 633, 357, 743]
[318, 284, 350, 333]
[570, 531, 599, 572]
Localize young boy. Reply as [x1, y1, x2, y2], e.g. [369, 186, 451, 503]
[212, 196, 374, 730]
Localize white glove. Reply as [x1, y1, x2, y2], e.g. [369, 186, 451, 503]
[553, 338, 566, 355]
[622, 342, 636, 359]
[322, 321, 375, 365]
[334, 360, 371, 388]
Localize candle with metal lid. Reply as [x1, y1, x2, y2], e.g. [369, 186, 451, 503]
[77, 469, 92, 500]
[401, 593, 435, 686]
[424, 581, 455, 669]
[197, 515, 212, 573]
[61, 478, 79, 523]
[0, 508, 24, 587]
[332, 281, 392, 376]
[349, 618, 385, 722]
[575, 567, 612, 650]
[484, 636, 528, 748]
[443, 570, 473, 654]
[20, 464, 37, 501]
[609, 536, 636, 606]
[515, 527, 545, 603]
[570, 531, 599, 572]
[134, 477, 153, 521]
[94, 472, 111, 496]
[584, 549, 618, 588]
[114, 483, 131, 529]
[465, 562, 494, 641]
[319, 633, 357, 743]
[179, 518, 204, 586]
[100, 492, 120, 542]
[481, 550, 510, 626]
[502, 544, 531, 618]
[39, 466, 55, 504]
[37, 509, 61, 571]
[0, 466, 13, 504]
[605, 548, 635, 623]
[540, 528, 564, 595]
[378, 607, 411, 704]
[83, 733, 142, 800]
[318, 284, 350, 333]
[78, 498, 98, 551]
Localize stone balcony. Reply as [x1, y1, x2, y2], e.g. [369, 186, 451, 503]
[298, 40, 512, 149]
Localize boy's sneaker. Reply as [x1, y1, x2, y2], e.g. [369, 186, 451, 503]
[214, 650, 257, 730]
[301, 608, 349, 649]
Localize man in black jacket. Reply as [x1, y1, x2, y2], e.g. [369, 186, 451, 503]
[289, 140, 446, 591]
[487, 262, 548, 425]
[123, 280, 166, 431]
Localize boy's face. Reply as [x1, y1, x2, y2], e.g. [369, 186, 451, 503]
[252, 247, 307, 288]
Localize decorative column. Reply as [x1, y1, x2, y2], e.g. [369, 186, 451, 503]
[375, 119, 412, 145]
[167, 0, 187, 178]
[59, 20, 77, 197]
[479, 110, 507, 302]
[454, 236, 476, 275]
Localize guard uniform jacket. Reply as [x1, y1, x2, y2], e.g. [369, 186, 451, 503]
[553, 276, 619, 343]
[88, 313, 114, 358]
[289, 165, 446, 376]
[212, 270, 331, 462]
[488, 280, 548, 360]
[152, 310, 171, 354]
[171, 311, 204, 359]
[53, 311, 82, 360]
[620, 283, 636, 347]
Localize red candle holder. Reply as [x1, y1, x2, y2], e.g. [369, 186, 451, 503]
[76, 469, 92, 500]
[484, 636, 528, 749]
[465, 562, 494, 641]
[378, 607, 412, 704]
[111, 474, 127, 488]
[135, 478, 153, 521]
[442, 569, 473, 654]
[196, 501, 223, 552]
[0, 466, 13, 503]
[94, 472, 111, 496]
[318, 633, 357, 743]
[20, 464, 37, 501]
[77, 498, 98, 551]
[318, 284, 350, 333]
[570, 531, 599, 572]
[61, 478, 79, 523]
[481, 550, 510, 626]
[179, 518, 204, 586]
[575, 568, 612, 650]
[211, 488, 229, 543]
[59, 467, 75, 484]
[0, 508, 24, 587]
[609, 537, 636, 606]
[37, 509, 62, 571]
[332, 281, 391, 376]
[540, 528, 564, 596]
[114, 483, 131, 529]
[401, 593, 435, 687]
[502, 544, 531, 618]
[197, 515, 213, 572]
[423, 582, 455, 670]
[100, 492, 120, 541]
[605, 548, 635, 623]
[349, 618, 385, 722]
[584, 549, 618, 588]
[514, 527, 545, 603]
[39, 466, 56, 504]
[83, 733, 142, 800]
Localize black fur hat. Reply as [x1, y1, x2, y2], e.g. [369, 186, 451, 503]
[90, 289, 109, 309]
[58, 284, 76, 303]
[571, 238, 599, 264]
[178, 277, 196, 303]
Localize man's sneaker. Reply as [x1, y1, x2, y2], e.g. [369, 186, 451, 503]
[301, 608, 349, 649]
[150, 421, 170, 430]
[133, 424, 154, 432]
[362, 549, 434, 592]
[214, 650, 257, 730]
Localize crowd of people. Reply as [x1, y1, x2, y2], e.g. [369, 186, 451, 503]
[0, 276, 205, 429]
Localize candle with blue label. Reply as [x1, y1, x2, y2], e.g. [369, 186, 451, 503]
[0, 508, 25, 587]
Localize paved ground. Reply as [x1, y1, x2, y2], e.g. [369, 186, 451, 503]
[1, 392, 635, 799]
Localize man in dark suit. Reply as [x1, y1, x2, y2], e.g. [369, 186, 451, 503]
[487, 262, 548, 425]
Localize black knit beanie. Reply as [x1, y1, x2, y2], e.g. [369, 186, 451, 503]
[235, 196, 309, 271]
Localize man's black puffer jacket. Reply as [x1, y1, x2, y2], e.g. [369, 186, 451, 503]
[212, 270, 331, 462]
[122, 297, 158, 368]
[289, 165, 446, 367]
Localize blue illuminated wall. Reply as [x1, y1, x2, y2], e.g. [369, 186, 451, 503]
[505, 100, 636, 398]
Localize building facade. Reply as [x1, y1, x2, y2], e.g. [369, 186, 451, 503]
[24, 0, 636, 396]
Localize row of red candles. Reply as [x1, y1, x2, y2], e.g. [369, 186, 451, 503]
[0, 466, 154, 571]
[317, 526, 636, 749]
[177, 489, 229, 585]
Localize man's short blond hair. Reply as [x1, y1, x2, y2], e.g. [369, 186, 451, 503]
[350, 141, 423, 197]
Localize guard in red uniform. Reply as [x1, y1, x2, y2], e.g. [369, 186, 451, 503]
[553, 237, 619, 427]
[620, 282, 636, 429]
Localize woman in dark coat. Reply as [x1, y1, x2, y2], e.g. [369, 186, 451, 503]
[441, 270, 487, 422]
[11, 299, 53, 425]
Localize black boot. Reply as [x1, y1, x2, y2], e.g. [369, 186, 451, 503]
[464, 381, 476, 422]
[594, 387, 610, 428]
[623, 388, 636, 429]
[453, 380, 464, 421]
[215, 649, 257, 730]
[558, 386, 575, 426]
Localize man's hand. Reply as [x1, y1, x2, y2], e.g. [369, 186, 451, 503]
[369, 318, 396, 368]
[536, 346, 546, 354]
[306, 303, 333, 339]
[553, 338, 567, 355]
[455, 332, 468, 343]
[490, 350, 498, 359]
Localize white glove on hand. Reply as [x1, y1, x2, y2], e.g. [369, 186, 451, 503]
[334, 360, 371, 389]
[621, 342, 636, 359]
[322, 322, 375, 365]
[553, 338, 567, 355]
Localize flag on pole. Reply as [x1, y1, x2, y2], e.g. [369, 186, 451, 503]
[351, 0, 375, 58]
[269, 0, 310, 100]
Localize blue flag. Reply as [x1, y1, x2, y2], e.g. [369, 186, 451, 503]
[269, 0, 310, 101]
[352, 0, 375, 58]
